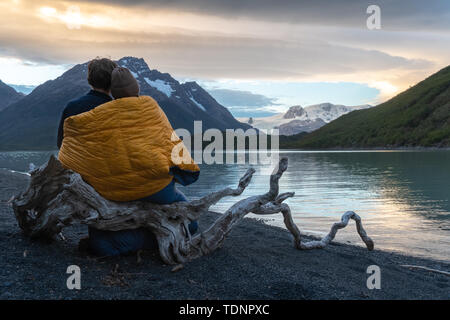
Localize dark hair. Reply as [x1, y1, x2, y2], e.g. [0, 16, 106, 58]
[87, 58, 118, 91]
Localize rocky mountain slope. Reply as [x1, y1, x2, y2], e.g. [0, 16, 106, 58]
[0, 80, 24, 112]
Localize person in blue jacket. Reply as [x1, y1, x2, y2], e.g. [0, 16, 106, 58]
[59, 59, 198, 256]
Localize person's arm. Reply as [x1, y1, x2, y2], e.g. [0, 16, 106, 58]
[56, 107, 68, 149]
[169, 166, 200, 186]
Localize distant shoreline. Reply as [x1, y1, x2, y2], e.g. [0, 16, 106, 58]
[1, 146, 450, 152]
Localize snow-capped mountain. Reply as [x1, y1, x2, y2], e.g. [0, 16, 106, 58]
[117, 57, 250, 133]
[283, 105, 306, 119]
[239, 103, 371, 135]
[277, 118, 327, 135]
[301, 103, 371, 123]
[0, 57, 250, 150]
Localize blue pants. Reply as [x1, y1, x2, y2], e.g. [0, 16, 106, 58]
[88, 180, 198, 256]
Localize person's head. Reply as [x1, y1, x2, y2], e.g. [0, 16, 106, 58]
[87, 58, 118, 94]
[110, 67, 140, 99]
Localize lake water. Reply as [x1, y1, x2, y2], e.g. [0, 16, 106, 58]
[1, 150, 449, 262]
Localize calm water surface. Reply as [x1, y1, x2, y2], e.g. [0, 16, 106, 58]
[1, 150, 449, 262]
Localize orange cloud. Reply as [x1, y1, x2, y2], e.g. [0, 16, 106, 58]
[0, 0, 448, 103]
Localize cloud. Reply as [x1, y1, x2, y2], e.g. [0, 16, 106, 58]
[0, 19, 434, 79]
[66, 0, 450, 31]
[0, 0, 448, 102]
[206, 89, 279, 108]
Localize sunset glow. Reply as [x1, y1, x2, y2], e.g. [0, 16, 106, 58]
[1, 0, 449, 113]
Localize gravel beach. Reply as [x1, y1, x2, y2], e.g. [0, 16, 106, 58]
[0, 169, 448, 300]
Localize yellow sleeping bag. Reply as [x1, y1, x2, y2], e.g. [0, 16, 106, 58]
[58, 95, 199, 201]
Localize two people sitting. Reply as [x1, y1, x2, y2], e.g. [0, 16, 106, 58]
[57, 58, 199, 256]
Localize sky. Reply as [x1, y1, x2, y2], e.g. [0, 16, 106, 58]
[0, 0, 449, 117]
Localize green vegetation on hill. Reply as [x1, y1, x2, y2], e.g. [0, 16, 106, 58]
[282, 66, 450, 149]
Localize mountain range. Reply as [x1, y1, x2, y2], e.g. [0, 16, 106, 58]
[282, 65, 450, 148]
[240, 103, 371, 135]
[0, 80, 23, 112]
[1, 58, 448, 150]
[0, 57, 250, 150]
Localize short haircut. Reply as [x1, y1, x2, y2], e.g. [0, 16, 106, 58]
[87, 58, 118, 91]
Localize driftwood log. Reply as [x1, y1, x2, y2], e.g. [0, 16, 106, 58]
[13, 156, 374, 265]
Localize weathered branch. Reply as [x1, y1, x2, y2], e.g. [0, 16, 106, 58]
[186, 167, 255, 215]
[252, 196, 373, 250]
[400, 265, 450, 276]
[13, 155, 373, 265]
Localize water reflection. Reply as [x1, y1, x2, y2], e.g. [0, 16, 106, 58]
[181, 150, 450, 261]
[1, 150, 449, 261]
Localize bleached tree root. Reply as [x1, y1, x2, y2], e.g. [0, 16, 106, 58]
[252, 196, 374, 250]
[13, 155, 374, 265]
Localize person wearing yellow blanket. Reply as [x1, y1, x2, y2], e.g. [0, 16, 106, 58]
[59, 66, 200, 256]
